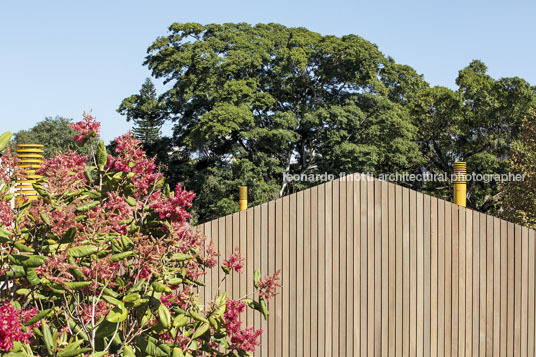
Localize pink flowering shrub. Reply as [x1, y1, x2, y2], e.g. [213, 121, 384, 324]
[0, 118, 280, 356]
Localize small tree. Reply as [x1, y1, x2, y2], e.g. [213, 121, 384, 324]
[118, 78, 165, 146]
[0, 114, 280, 356]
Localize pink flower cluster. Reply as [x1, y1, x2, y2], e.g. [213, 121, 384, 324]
[0, 302, 39, 352]
[36, 150, 87, 196]
[149, 183, 195, 223]
[70, 112, 100, 144]
[222, 247, 244, 274]
[223, 300, 262, 352]
[107, 132, 162, 197]
[258, 269, 282, 299]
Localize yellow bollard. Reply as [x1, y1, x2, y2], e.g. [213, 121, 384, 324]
[239, 186, 247, 211]
[453, 161, 466, 207]
[15, 144, 44, 205]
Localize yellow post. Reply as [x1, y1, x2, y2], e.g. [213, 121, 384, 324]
[453, 161, 466, 207]
[15, 144, 44, 205]
[239, 186, 247, 211]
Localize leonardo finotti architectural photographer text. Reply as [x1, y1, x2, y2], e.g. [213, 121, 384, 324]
[283, 172, 526, 184]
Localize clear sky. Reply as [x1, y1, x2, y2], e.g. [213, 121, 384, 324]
[1, 0, 535, 143]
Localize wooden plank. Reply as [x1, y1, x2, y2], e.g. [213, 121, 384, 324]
[346, 177, 354, 356]
[361, 178, 369, 357]
[204, 223, 212, 308]
[452, 204, 459, 357]
[225, 215, 233, 296]
[353, 176, 361, 357]
[507, 222, 515, 357]
[500, 221, 507, 357]
[288, 194, 297, 357]
[479, 213, 487, 357]
[267, 201, 276, 357]
[332, 180, 340, 357]
[310, 187, 318, 357]
[275, 198, 283, 357]
[521, 227, 529, 357]
[394, 184, 403, 356]
[410, 189, 417, 356]
[465, 209, 473, 357]
[303, 189, 312, 357]
[514, 224, 522, 356]
[232, 213, 240, 300]
[239, 210, 247, 324]
[458, 206, 465, 357]
[486, 216, 493, 356]
[317, 184, 326, 357]
[493, 218, 500, 357]
[246, 210, 254, 326]
[438, 199, 445, 357]
[375, 180, 382, 356]
[325, 181, 333, 356]
[388, 183, 396, 357]
[472, 210, 480, 357]
[416, 192, 424, 357]
[430, 197, 438, 356]
[260, 203, 268, 357]
[339, 178, 347, 357]
[381, 180, 389, 356]
[402, 187, 410, 357]
[444, 201, 452, 357]
[527, 229, 536, 356]
[423, 194, 431, 357]
[368, 178, 375, 356]
[282, 195, 290, 357]
[296, 191, 304, 357]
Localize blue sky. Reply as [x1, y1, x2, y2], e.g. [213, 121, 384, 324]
[1, 0, 535, 143]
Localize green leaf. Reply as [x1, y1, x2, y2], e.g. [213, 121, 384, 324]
[102, 295, 123, 306]
[96, 140, 107, 171]
[25, 268, 41, 285]
[60, 227, 77, 244]
[14, 242, 34, 253]
[259, 297, 269, 320]
[189, 310, 208, 323]
[106, 305, 128, 323]
[0, 227, 14, 241]
[75, 201, 99, 212]
[254, 268, 261, 288]
[89, 352, 108, 357]
[170, 253, 193, 262]
[42, 321, 55, 355]
[158, 303, 172, 329]
[151, 281, 171, 293]
[8, 254, 46, 267]
[25, 308, 51, 326]
[58, 346, 92, 357]
[67, 245, 98, 258]
[191, 322, 210, 339]
[122, 345, 135, 357]
[125, 196, 137, 207]
[0, 131, 12, 152]
[173, 314, 188, 328]
[39, 212, 51, 226]
[64, 281, 92, 290]
[110, 251, 133, 263]
[172, 347, 185, 357]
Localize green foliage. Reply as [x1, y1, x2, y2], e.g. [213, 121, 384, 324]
[409, 60, 536, 213]
[118, 78, 164, 145]
[10, 116, 92, 158]
[126, 22, 425, 222]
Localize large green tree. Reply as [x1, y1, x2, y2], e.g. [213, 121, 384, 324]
[11, 116, 92, 158]
[125, 22, 426, 222]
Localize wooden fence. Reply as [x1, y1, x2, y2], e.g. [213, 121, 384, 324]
[197, 174, 536, 356]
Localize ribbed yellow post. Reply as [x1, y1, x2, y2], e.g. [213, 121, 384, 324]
[453, 161, 467, 207]
[15, 144, 44, 205]
[239, 186, 247, 211]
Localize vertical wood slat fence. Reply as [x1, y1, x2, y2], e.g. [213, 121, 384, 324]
[197, 174, 536, 356]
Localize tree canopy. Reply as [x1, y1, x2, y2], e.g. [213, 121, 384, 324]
[11, 116, 93, 158]
[122, 22, 536, 222]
